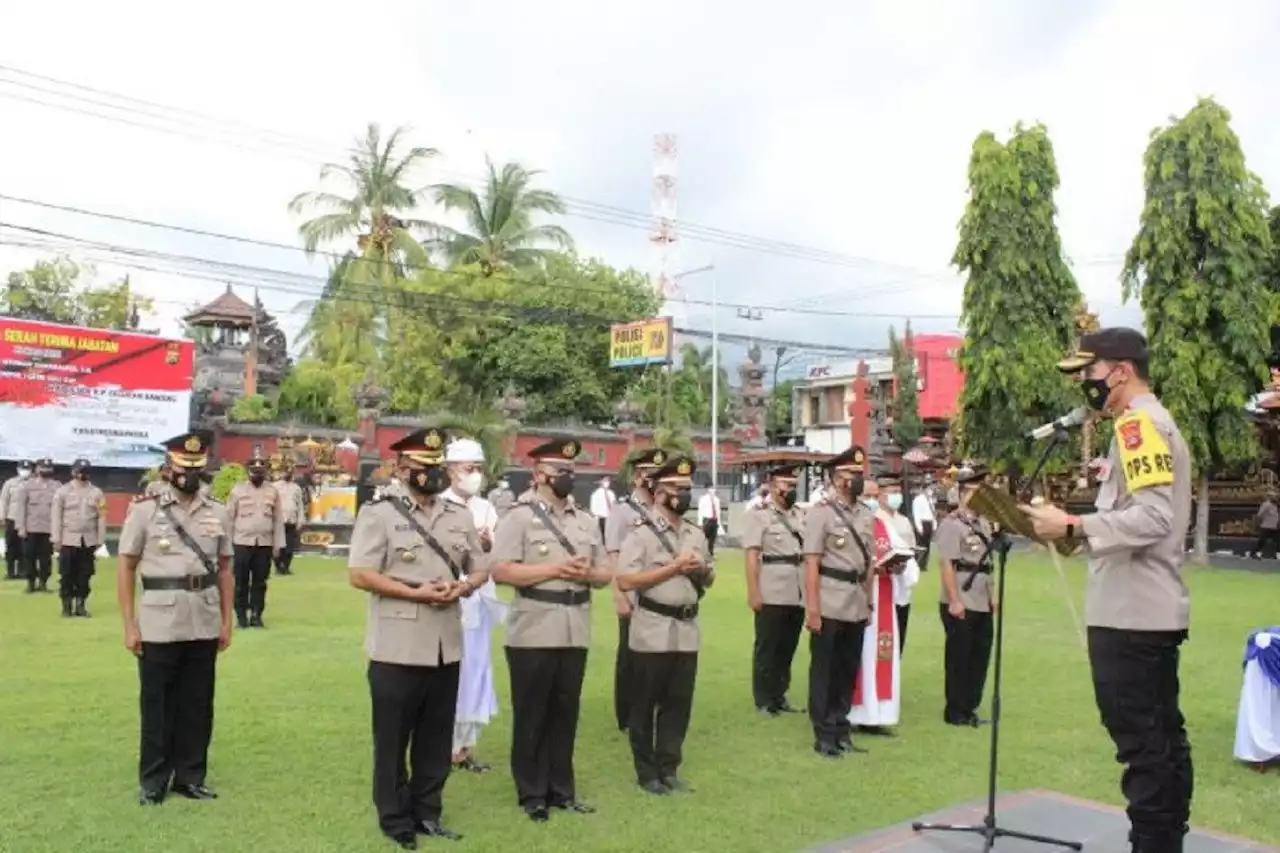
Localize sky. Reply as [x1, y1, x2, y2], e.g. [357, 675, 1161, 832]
[1, 0, 1277, 381]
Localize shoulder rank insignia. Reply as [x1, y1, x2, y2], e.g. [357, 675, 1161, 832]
[132, 494, 157, 504]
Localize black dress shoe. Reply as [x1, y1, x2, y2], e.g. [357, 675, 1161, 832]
[661, 776, 694, 793]
[551, 799, 596, 814]
[968, 714, 990, 727]
[390, 831, 418, 850]
[837, 737, 868, 754]
[757, 705, 781, 717]
[639, 779, 669, 795]
[814, 742, 843, 759]
[138, 788, 166, 805]
[415, 820, 461, 840]
[171, 783, 217, 800]
[525, 805, 549, 822]
[248, 614, 265, 628]
[775, 699, 802, 713]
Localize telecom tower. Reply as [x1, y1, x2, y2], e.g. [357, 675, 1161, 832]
[650, 133, 682, 327]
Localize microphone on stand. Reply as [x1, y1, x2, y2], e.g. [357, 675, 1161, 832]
[1025, 406, 1089, 441]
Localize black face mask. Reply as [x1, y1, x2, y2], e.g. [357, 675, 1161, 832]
[1082, 378, 1111, 411]
[37, 469, 52, 478]
[410, 466, 448, 496]
[667, 487, 692, 515]
[173, 470, 202, 494]
[73, 471, 88, 481]
[549, 471, 575, 499]
[249, 472, 265, 486]
[779, 488, 797, 509]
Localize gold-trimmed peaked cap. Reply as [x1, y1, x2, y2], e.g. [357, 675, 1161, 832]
[652, 454, 696, 483]
[529, 437, 581, 467]
[627, 446, 668, 470]
[163, 430, 214, 469]
[826, 445, 866, 472]
[246, 450, 268, 471]
[1057, 327, 1148, 373]
[768, 463, 800, 480]
[390, 428, 447, 467]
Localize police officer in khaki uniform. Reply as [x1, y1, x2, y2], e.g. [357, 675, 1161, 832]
[742, 463, 806, 716]
[16, 456, 59, 594]
[51, 458, 107, 618]
[1, 460, 32, 580]
[145, 460, 172, 497]
[348, 428, 486, 849]
[802, 445, 874, 758]
[616, 455, 712, 795]
[272, 461, 306, 576]
[604, 446, 668, 733]
[491, 438, 610, 822]
[116, 430, 233, 805]
[226, 452, 285, 628]
[934, 463, 997, 727]
[1022, 328, 1193, 853]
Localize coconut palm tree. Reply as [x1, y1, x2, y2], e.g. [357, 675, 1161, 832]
[428, 158, 574, 273]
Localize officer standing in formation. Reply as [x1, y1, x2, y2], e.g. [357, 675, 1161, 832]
[116, 430, 233, 805]
[741, 463, 806, 716]
[145, 461, 171, 497]
[16, 457, 59, 594]
[1022, 328, 1194, 853]
[226, 452, 285, 629]
[934, 464, 997, 727]
[51, 458, 107, 618]
[604, 446, 667, 733]
[272, 461, 306, 576]
[347, 428, 486, 849]
[491, 438, 610, 822]
[487, 479, 515, 516]
[615, 454, 712, 795]
[1, 459, 31, 581]
[802, 445, 874, 758]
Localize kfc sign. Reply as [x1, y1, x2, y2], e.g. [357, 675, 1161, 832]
[807, 365, 833, 379]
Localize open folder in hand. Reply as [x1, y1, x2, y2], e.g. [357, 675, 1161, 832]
[967, 484, 1082, 558]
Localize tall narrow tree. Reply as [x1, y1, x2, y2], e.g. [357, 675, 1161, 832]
[953, 123, 1082, 469]
[1121, 98, 1273, 562]
[889, 322, 923, 448]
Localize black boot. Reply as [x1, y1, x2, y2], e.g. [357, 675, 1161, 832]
[75, 598, 90, 618]
[36, 579, 48, 592]
[25, 575, 36, 594]
[236, 609, 248, 629]
[249, 611, 265, 628]
[60, 597, 73, 618]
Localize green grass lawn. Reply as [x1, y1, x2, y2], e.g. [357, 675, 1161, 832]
[1, 551, 1275, 852]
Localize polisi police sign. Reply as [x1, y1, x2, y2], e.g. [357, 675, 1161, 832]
[609, 317, 674, 368]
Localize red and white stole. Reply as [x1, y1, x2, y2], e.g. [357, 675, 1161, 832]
[852, 514, 896, 706]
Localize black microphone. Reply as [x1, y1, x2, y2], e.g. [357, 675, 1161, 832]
[1025, 406, 1089, 441]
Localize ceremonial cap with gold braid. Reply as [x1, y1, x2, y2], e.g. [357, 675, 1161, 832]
[528, 437, 581, 467]
[161, 430, 214, 469]
[389, 428, 447, 467]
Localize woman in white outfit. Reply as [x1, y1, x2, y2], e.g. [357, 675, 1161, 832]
[443, 438, 506, 773]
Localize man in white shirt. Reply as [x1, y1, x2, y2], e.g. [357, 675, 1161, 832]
[911, 483, 936, 571]
[696, 485, 722, 555]
[589, 477, 615, 538]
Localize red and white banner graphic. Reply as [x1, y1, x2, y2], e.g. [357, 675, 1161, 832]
[0, 318, 194, 468]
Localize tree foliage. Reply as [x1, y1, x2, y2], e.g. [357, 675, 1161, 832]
[229, 394, 276, 423]
[1121, 98, 1272, 561]
[211, 462, 247, 503]
[889, 323, 923, 447]
[953, 123, 1081, 469]
[276, 359, 360, 429]
[4, 256, 154, 330]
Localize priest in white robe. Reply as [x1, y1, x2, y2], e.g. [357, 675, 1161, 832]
[443, 438, 506, 774]
[849, 473, 919, 731]
[1234, 627, 1280, 769]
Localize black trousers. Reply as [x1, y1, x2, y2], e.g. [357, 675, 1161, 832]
[368, 659, 460, 836]
[23, 531, 52, 584]
[701, 519, 719, 555]
[137, 639, 218, 793]
[4, 520, 19, 576]
[807, 617, 866, 746]
[58, 545, 96, 599]
[940, 605, 994, 720]
[918, 521, 934, 570]
[505, 647, 587, 809]
[896, 604, 911, 656]
[627, 651, 698, 785]
[614, 616, 633, 730]
[1250, 528, 1280, 558]
[1088, 627, 1193, 847]
[275, 524, 300, 573]
[233, 545, 272, 615]
[752, 604, 804, 709]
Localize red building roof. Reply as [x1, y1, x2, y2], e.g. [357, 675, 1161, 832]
[912, 333, 964, 420]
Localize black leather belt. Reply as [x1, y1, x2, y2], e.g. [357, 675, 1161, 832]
[142, 574, 217, 592]
[638, 595, 699, 621]
[761, 554, 802, 565]
[819, 565, 866, 584]
[955, 561, 991, 574]
[517, 587, 591, 606]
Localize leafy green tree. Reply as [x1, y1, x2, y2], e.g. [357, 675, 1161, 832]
[212, 463, 247, 503]
[4, 256, 153, 329]
[434, 408, 514, 485]
[767, 379, 796, 437]
[276, 359, 360, 428]
[428, 158, 574, 273]
[1121, 98, 1273, 562]
[229, 394, 277, 423]
[953, 123, 1081, 470]
[889, 323, 923, 448]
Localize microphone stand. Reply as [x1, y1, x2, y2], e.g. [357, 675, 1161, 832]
[912, 428, 1083, 852]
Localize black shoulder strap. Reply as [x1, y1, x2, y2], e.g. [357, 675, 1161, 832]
[527, 500, 579, 558]
[388, 499, 465, 581]
[826, 501, 874, 568]
[771, 507, 805, 547]
[157, 503, 219, 578]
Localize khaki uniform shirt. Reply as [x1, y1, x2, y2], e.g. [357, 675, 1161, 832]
[935, 509, 995, 612]
[492, 497, 605, 649]
[604, 493, 655, 607]
[1, 476, 24, 521]
[742, 501, 806, 607]
[51, 481, 108, 548]
[119, 492, 233, 643]
[15, 476, 59, 536]
[274, 480, 306, 525]
[144, 480, 168, 498]
[617, 516, 712, 653]
[226, 481, 286, 550]
[348, 495, 485, 667]
[801, 497, 873, 622]
[488, 487, 516, 516]
[1080, 393, 1191, 631]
